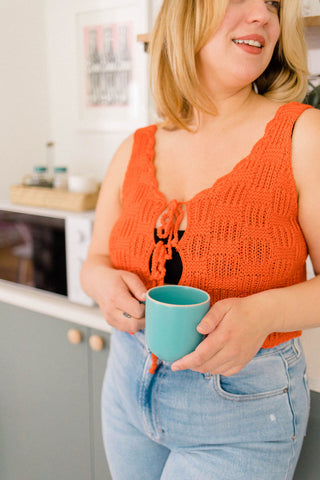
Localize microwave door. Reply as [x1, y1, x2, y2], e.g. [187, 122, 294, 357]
[0, 212, 67, 296]
[0, 220, 34, 286]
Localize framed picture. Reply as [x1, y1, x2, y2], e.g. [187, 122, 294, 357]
[76, 0, 149, 132]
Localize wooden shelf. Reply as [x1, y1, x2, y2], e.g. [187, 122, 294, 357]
[137, 33, 151, 43]
[137, 33, 151, 52]
[304, 15, 320, 27]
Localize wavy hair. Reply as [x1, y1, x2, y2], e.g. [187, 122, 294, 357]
[149, 0, 309, 130]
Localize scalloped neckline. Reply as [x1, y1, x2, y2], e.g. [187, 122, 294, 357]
[147, 102, 289, 205]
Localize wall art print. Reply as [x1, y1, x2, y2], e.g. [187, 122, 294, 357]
[76, 2, 149, 132]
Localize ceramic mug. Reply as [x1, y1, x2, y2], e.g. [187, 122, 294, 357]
[145, 285, 211, 362]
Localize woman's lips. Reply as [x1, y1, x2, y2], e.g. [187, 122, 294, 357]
[233, 34, 266, 46]
[233, 41, 263, 55]
[232, 34, 266, 55]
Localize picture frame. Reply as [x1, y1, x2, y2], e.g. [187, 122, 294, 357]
[76, 0, 149, 132]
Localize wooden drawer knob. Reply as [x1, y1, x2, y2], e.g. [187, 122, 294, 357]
[67, 329, 83, 345]
[89, 335, 104, 351]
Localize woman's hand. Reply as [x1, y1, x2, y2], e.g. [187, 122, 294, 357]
[82, 261, 147, 333]
[171, 294, 274, 376]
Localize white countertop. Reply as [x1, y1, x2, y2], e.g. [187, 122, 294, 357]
[0, 201, 96, 219]
[0, 280, 111, 333]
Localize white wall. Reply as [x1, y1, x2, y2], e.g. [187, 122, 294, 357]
[0, 0, 149, 203]
[45, 0, 149, 182]
[0, 0, 51, 201]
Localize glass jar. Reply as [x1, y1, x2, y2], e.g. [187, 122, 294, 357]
[30, 166, 52, 187]
[53, 166, 68, 190]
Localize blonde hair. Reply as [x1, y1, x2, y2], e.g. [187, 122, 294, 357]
[149, 0, 309, 130]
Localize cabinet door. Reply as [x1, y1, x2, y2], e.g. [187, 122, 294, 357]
[88, 328, 112, 480]
[293, 391, 320, 480]
[0, 302, 92, 480]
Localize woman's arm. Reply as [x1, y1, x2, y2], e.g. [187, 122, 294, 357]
[80, 134, 147, 332]
[248, 106, 320, 333]
[261, 106, 320, 331]
[171, 107, 320, 376]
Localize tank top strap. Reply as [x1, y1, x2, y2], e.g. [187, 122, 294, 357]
[122, 125, 157, 206]
[133, 124, 157, 154]
[256, 102, 313, 177]
[277, 101, 313, 120]
[131, 125, 157, 172]
[270, 102, 313, 143]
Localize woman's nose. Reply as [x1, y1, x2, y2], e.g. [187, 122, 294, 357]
[245, 0, 273, 24]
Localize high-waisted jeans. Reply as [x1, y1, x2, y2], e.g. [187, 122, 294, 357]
[101, 329, 310, 480]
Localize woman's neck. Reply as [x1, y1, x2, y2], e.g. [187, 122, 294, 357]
[193, 87, 260, 132]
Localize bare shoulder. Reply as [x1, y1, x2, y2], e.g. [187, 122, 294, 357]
[115, 133, 134, 158]
[292, 106, 320, 150]
[291, 107, 320, 274]
[292, 107, 320, 189]
[294, 106, 320, 135]
[106, 133, 134, 180]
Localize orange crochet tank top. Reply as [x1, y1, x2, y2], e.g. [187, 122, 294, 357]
[109, 102, 312, 349]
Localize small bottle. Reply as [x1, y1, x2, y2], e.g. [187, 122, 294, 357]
[46, 141, 55, 182]
[53, 166, 68, 190]
[31, 166, 53, 187]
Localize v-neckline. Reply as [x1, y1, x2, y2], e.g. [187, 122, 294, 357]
[148, 102, 288, 206]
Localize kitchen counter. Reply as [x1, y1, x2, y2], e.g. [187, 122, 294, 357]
[0, 280, 111, 333]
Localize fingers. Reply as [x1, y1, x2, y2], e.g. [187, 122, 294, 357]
[171, 305, 246, 374]
[172, 343, 241, 377]
[122, 271, 147, 304]
[171, 334, 223, 372]
[100, 304, 145, 332]
[116, 290, 145, 319]
[92, 268, 147, 331]
[197, 298, 234, 334]
[172, 300, 233, 372]
[114, 309, 145, 333]
[114, 271, 146, 319]
[171, 296, 269, 376]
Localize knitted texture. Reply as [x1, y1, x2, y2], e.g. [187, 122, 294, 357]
[109, 102, 312, 349]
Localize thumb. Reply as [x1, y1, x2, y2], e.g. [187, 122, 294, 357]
[197, 299, 232, 334]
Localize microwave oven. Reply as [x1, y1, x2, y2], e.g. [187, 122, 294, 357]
[0, 204, 95, 306]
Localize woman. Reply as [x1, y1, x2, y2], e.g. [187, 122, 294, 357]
[81, 1, 320, 479]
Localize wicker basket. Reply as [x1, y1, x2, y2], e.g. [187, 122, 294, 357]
[10, 185, 99, 212]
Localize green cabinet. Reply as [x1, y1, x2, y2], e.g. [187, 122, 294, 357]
[294, 391, 320, 480]
[0, 302, 111, 480]
[1, 301, 319, 479]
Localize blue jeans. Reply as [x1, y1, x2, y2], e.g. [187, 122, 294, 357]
[101, 329, 310, 480]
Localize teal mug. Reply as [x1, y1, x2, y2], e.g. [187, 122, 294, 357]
[145, 285, 211, 363]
